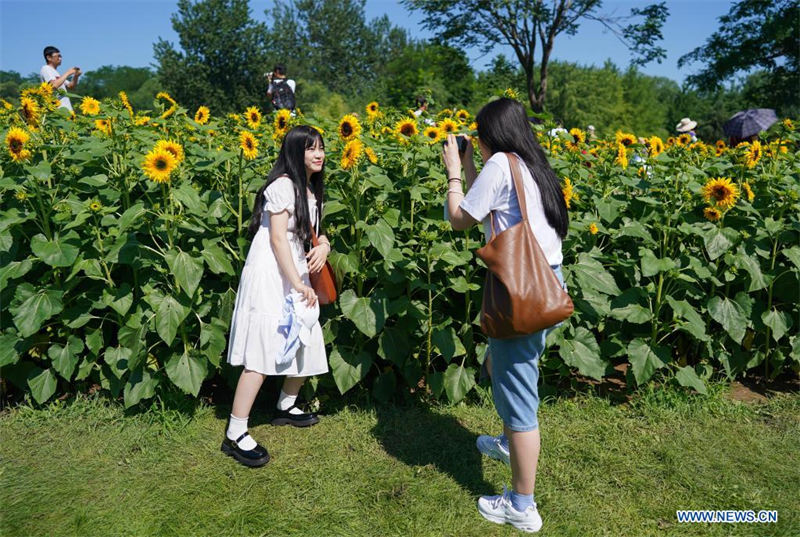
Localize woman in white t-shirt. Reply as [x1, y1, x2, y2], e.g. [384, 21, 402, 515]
[443, 98, 569, 533]
[221, 126, 332, 467]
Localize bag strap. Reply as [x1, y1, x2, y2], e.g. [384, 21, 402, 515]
[487, 152, 529, 241]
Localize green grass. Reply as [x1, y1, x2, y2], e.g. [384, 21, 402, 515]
[1, 384, 798, 537]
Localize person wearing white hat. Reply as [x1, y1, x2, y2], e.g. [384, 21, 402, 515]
[676, 117, 698, 142]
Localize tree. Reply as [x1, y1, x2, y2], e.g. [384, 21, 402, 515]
[402, 0, 668, 112]
[154, 0, 270, 113]
[78, 66, 156, 109]
[678, 0, 799, 115]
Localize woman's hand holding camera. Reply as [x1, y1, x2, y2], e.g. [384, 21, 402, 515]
[442, 134, 473, 181]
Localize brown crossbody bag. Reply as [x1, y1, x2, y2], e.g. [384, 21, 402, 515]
[309, 225, 337, 305]
[475, 153, 574, 338]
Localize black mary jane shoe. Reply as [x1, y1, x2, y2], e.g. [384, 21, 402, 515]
[220, 433, 270, 467]
[271, 405, 320, 428]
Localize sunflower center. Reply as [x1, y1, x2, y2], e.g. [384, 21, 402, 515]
[9, 139, 22, 152]
[342, 123, 353, 137]
[401, 125, 414, 136]
[155, 158, 168, 171]
[711, 186, 729, 200]
[279, 118, 287, 129]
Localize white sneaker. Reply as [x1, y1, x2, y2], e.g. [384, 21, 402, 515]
[477, 488, 543, 533]
[476, 434, 510, 465]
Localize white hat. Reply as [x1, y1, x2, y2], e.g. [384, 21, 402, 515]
[675, 117, 697, 132]
[587, 125, 595, 130]
[289, 292, 319, 346]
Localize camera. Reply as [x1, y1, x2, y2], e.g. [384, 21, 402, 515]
[444, 135, 468, 153]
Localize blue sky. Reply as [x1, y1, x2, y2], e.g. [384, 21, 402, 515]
[1, 0, 733, 82]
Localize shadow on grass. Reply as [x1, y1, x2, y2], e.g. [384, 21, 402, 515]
[370, 402, 495, 498]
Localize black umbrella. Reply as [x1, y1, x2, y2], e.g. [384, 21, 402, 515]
[723, 108, 778, 139]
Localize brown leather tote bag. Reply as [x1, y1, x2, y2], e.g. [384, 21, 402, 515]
[475, 153, 573, 338]
[309, 226, 338, 305]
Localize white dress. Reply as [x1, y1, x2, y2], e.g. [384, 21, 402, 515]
[226, 176, 329, 377]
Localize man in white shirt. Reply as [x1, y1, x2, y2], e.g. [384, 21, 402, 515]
[39, 46, 80, 111]
[266, 64, 296, 111]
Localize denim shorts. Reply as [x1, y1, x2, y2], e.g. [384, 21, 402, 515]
[488, 265, 564, 432]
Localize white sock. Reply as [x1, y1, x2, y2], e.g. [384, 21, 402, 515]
[277, 390, 304, 415]
[227, 414, 257, 450]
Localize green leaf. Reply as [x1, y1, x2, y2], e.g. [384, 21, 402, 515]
[200, 243, 235, 275]
[85, 328, 104, 357]
[102, 283, 134, 317]
[48, 336, 84, 380]
[378, 326, 411, 364]
[570, 253, 620, 296]
[104, 346, 132, 379]
[782, 246, 800, 269]
[595, 198, 625, 224]
[30, 232, 80, 267]
[704, 228, 733, 260]
[0, 332, 21, 368]
[707, 296, 747, 344]
[365, 218, 395, 259]
[165, 249, 204, 297]
[733, 248, 767, 291]
[165, 351, 208, 396]
[558, 327, 606, 380]
[627, 339, 667, 385]
[616, 219, 656, 245]
[609, 288, 652, 324]
[10, 284, 64, 337]
[27, 367, 57, 404]
[675, 366, 708, 394]
[372, 371, 396, 403]
[640, 248, 676, 277]
[200, 318, 228, 366]
[443, 364, 476, 403]
[339, 289, 385, 337]
[432, 327, 466, 362]
[124, 368, 159, 408]
[329, 348, 371, 394]
[173, 183, 207, 214]
[665, 297, 709, 341]
[762, 309, 792, 342]
[117, 203, 147, 233]
[156, 295, 190, 345]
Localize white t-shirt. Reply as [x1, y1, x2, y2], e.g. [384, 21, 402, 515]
[39, 65, 73, 111]
[460, 152, 563, 266]
[268, 78, 296, 94]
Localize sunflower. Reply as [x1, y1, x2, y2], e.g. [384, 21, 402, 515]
[395, 118, 419, 142]
[569, 128, 586, 144]
[455, 109, 470, 123]
[666, 136, 676, 147]
[156, 91, 177, 119]
[468, 121, 477, 131]
[20, 97, 39, 125]
[338, 114, 362, 142]
[274, 109, 291, 133]
[562, 177, 575, 209]
[194, 106, 210, 125]
[119, 91, 134, 117]
[155, 140, 185, 164]
[89, 201, 102, 212]
[744, 140, 762, 168]
[703, 207, 722, 222]
[365, 101, 381, 121]
[437, 108, 453, 119]
[365, 146, 378, 164]
[701, 177, 740, 210]
[648, 136, 664, 157]
[134, 115, 151, 126]
[783, 118, 794, 130]
[380, 126, 393, 136]
[503, 88, 518, 99]
[676, 133, 691, 146]
[5, 127, 31, 162]
[245, 106, 262, 129]
[142, 148, 177, 183]
[1, 99, 13, 111]
[438, 118, 459, 135]
[79, 96, 100, 116]
[15, 190, 28, 201]
[588, 223, 598, 235]
[715, 140, 726, 151]
[615, 131, 636, 146]
[742, 182, 755, 202]
[615, 144, 628, 169]
[423, 126, 441, 144]
[239, 130, 258, 160]
[341, 139, 364, 170]
[94, 119, 112, 136]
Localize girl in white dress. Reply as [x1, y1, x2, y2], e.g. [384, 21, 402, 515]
[221, 126, 331, 467]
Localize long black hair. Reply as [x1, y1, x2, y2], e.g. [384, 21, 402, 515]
[248, 125, 324, 242]
[475, 98, 569, 239]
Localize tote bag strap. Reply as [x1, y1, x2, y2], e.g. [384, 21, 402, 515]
[487, 152, 529, 240]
